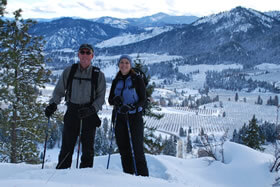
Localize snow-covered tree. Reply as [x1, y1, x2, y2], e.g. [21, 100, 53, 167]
[133, 56, 164, 154]
[162, 136, 176, 156]
[94, 127, 110, 156]
[0, 0, 6, 16]
[0, 9, 51, 163]
[186, 134, 192, 153]
[242, 115, 264, 151]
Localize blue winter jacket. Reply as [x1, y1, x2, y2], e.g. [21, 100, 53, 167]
[108, 71, 146, 114]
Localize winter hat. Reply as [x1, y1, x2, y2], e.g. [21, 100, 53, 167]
[118, 55, 133, 67]
[79, 44, 94, 52]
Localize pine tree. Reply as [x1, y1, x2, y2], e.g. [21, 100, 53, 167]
[179, 127, 185, 137]
[242, 115, 264, 151]
[186, 134, 192, 153]
[0, 9, 51, 163]
[0, 0, 6, 16]
[231, 129, 239, 143]
[133, 55, 164, 154]
[162, 136, 176, 156]
[235, 92, 239, 102]
[94, 127, 110, 156]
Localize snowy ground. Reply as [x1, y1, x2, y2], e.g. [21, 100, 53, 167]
[0, 142, 277, 187]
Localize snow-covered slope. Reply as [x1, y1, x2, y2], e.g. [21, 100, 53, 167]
[0, 142, 276, 187]
[95, 26, 173, 48]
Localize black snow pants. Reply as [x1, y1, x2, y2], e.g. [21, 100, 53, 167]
[56, 104, 98, 169]
[115, 112, 149, 176]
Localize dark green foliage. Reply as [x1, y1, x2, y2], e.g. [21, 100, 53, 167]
[186, 135, 192, 153]
[0, 9, 51, 163]
[235, 92, 239, 102]
[267, 95, 279, 106]
[242, 115, 265, 151]
[0, 0, 6, 16]
[133, 55, 164, 154]
[205, 69, 279, 93]
[259, 122, 280, 143]
[256, 95, 263, 105]
[94, 117, 115, 156]
[179, 127, 186, 137]
[162, 136, 177, 156]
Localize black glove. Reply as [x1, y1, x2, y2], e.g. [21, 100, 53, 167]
[120, 104, 135, 114]
[78, 106, 96, 119]
[45, 103, 57, 118]
[112, 95, 123, 107]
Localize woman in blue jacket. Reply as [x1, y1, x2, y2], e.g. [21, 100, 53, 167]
[108, 55, 149, 176]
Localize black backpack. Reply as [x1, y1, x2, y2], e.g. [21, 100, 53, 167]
[132, 67, 150, 111]
[133, 67, 148, 86]
[65, 63, 100, 104]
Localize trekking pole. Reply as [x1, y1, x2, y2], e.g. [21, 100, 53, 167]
[107, 107, 116, 169]
[76, 119, 83, 168]
[42, 117, 50, 169]
[126, 113, 138, 176]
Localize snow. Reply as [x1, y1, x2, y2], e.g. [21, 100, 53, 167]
[0, 142, 276, 187]
[95, 27, 173, 48]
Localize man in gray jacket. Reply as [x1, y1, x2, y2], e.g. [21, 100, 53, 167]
[45, 44, 106, 169]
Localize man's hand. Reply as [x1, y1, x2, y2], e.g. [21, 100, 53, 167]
[78, 106, 96, 119]
[45, 103, 57, 118]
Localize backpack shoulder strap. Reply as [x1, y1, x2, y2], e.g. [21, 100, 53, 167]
[65, 63, 78, 101]
[90, 66, 100, 104]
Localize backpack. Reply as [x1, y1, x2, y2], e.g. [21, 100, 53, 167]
[65, 63, 100, 104]
[131, 67, 150, 112]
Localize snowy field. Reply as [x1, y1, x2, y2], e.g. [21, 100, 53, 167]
[43, 61, 280, 138]
[0, 142, 277, 187]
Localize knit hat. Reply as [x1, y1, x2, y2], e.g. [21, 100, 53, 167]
[79, 44, 94, 52]
[118, 55, 133, 67]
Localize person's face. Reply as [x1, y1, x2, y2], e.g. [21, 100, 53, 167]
[119, 59, 131, 75]
[78, 48, 94, 69]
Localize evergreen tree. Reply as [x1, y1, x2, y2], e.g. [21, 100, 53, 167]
[133, 55, 164, 154]
[179, 127, 186, 137]
[188, 126, 192, 134]
[231, 129, 239, 143]
[0, 9, 51, 163]
[256, 95, 263, 105]
[162, 136, 176, 156]
[0, 0, 6, 16]
[242, 115, 264, 151]
[235, 92, 239, 102]
[238, 123, 248, 144]
[143, 126, 163, 154]
[275, 95, 279, 106]
[259, 122, 279, 143]
[102, 117, 109, 135]
[94, 126, 110, 156]
[186, 134, 192, 153]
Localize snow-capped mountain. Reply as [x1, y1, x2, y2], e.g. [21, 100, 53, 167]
[29, 7, 280, 68]
[95, 26, 173, 48]
[97, 6, 280, 66]
[95, 12, 198, 28]
[29, 17, 143, 50]
[265, 11, 280, 21]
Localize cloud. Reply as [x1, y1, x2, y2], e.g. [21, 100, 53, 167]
[5, 0, 280, 19]
[77, 2, 93, 11]
[31, 7, 56, 14]
[94, 1, 105, 8]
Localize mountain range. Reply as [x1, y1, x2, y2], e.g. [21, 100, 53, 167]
[97, 7, 280, 66]
[28, 7, 280, 67]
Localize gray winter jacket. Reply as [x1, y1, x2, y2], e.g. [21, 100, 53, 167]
[49, 63, 106, 112]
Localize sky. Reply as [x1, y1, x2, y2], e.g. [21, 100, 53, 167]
[5, 0, 280, 19]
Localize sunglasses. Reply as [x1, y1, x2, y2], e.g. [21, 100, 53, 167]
[79, 50, 92, 55]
